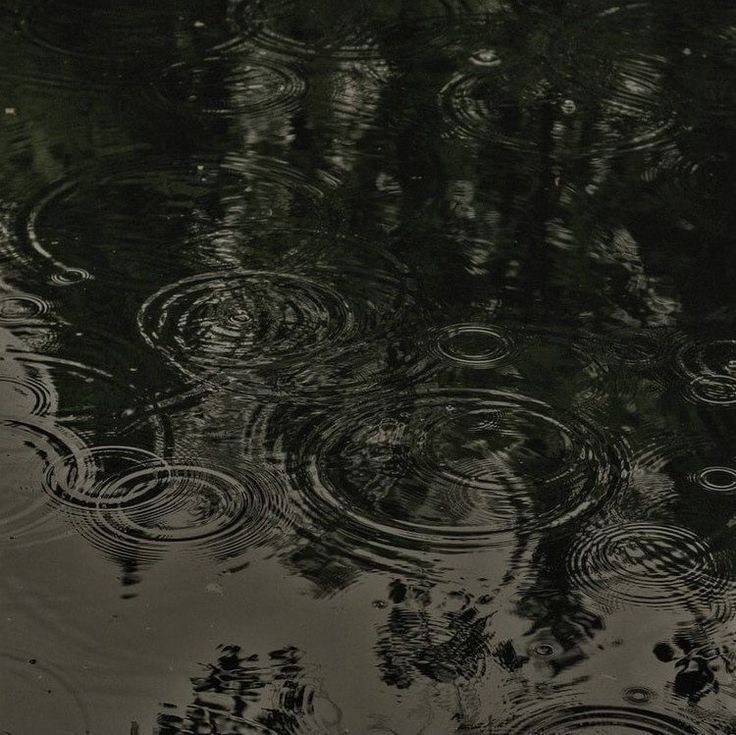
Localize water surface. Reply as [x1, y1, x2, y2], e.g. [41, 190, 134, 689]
[1, 0, 736, 732]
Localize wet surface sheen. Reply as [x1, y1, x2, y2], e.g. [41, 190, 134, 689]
[1, 0, 736, 732]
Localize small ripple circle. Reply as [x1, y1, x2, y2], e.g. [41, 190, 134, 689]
[435, 324, 511, 368]
[697, 467, 736, 494]
[155, 56, 305, 118]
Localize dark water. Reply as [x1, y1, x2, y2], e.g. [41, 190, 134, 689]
[1, 0, 736, 732]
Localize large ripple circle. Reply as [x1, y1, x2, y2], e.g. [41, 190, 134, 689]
[284, 389, 628, 559]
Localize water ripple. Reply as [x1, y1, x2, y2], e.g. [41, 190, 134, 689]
[280, 388, 628, 567]
[229, 0, 378, 61]
[499, 703, 708, 734]
[0, 375, 52, 417]
[566, 522, 728, 612]
[434, 323, 512, 368]
[18, 0, 233, 66]
[5, 348, 163, 439]
[678, 338, 736, 406]
[43, 445, 168, 510]
[0, 417, 86, 548]
[439, 51, 676, 158]
[71, 462, 288, 566]
[18, 156, 323, 287]
[0, 293, 51, 325]
[155, 54, 305, 119]
[138, 261, 414, 398]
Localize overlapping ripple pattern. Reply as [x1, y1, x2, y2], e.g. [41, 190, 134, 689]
[1, 0, 736, 732]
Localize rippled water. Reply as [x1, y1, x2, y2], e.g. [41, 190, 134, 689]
[1, 0, 736, 732]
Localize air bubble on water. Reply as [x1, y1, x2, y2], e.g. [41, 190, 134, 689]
[471, 49, 500, 67]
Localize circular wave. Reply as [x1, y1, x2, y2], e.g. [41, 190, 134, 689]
[0, 417, 87, 548]
[439, 51, 675, 158]
[5, 349, 164, 442]
[0, 375, 53, 417]
[622, 686, 655, 705]
[73, 463, 288, 565]
[678, 339, 736, 406]
[499, 704, 705, 734]
[282, 389, 628, 564]
[155, 55, 305, 118]
[0, 293, 51, 325]
[49, 268, 92, 287]
[529, 640, 562, 659]
[698, 467, 736, 494]
[435, 323, 512, 368]
[138, 263, 414, 398]
[139, 270, 357, 386]
[20, 157, 325, 286]
[43, 445, 169, 510]
[566, 522, 727, 611]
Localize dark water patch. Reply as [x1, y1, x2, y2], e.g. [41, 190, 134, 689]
[16, 155, 326, 290]
[18, 0, 235, 68]
[2, 0, 736, 730]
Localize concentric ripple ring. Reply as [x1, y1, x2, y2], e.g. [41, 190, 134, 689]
[500, 704, 707, 734]
[72, 463, 288, 565]
[435, 323, 512, 368]
[566, 522, 726, 610]
[282, 388, 628, 562]
[138, 269, 364, 393]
